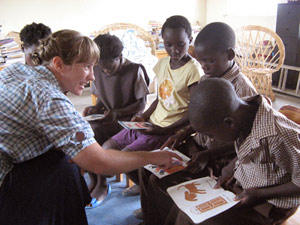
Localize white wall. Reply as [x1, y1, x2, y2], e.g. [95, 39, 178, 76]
[0, 0, 206, 37]
[206, 0, 281, 31]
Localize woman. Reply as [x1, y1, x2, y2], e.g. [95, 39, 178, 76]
[0, 29, 179, 225]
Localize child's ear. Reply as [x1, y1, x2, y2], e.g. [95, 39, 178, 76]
[226, 48, 235, 60]
[223, 117, 235, 128]
[189, 36, 193, 44]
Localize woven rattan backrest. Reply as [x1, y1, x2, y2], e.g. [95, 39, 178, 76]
[235, 25, 285, 73]
[91, 23, 156, 56]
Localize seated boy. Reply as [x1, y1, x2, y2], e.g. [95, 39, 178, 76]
[137, 22, 258, 223]
[20, 22, 52, 66]
[102, 15, 202, 195]
[83, 34, 150, 207]
[167, 78, 300, 225]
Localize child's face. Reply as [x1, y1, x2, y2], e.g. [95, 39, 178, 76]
[98, 56, 122, 76]
[195, 44, 233, 77]
[162, 27, 192, 62]
[22, 44, 38, 67]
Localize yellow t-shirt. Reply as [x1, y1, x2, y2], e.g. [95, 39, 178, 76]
[149, 57, 202, 127]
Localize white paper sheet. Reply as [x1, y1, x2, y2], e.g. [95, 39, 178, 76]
[118, 121, 152, 129]
[167, 177, 239, 224]
[144, 148, 190, 178]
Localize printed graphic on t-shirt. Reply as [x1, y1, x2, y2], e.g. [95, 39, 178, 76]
[158, 78, 175, 108]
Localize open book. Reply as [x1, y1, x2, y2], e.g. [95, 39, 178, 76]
[167, 177, 239, 224]
[144, 148, 190, 178]
[118, 121, 152, 129]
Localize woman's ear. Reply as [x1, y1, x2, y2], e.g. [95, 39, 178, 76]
[52, 56, 64, 73]
[226, 48, 236, 60]
[223, 117, 235, 128]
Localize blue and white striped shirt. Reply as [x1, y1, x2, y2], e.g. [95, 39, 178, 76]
[0, 63, 96, 187]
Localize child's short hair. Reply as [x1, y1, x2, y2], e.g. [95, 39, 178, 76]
[195, 22, 235, 51]
[161, 15, 192, 38]
[20, 22, 52, 48]
[93, 34, 124, 60]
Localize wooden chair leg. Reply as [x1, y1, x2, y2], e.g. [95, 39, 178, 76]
[126, 176, 135, 187]
[116, 173, 123, 182]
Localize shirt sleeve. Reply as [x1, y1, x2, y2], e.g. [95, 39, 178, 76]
[273, 132, 300, 187]
[37, 96, 96, 158]
[186, 59, 202, 87]
[134, 66, 149, 100]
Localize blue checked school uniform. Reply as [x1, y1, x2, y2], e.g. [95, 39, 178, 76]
[0, 63, 95, 224]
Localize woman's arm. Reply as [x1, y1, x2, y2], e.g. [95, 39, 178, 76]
[71, 142, 182, 175]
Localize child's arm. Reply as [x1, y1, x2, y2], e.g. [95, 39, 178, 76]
[132, 98, 158, 122]
[235, 182, 300, 206]
[186, 143, 235, 174]
[160, 125, 195, 150]
[111, 98, 146, 119]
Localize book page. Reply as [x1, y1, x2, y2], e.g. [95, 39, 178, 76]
[83, 114, 104, 121]
[144, 148, 190, 178]
[167, 177, 239, 224]
[118, 121, 151, 129]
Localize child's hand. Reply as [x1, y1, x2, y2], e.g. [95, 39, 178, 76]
[234, 188, 262, 206]
[142, 124, 167, 135]
[83, 106, 98, 116]
[186, 151, 209, 174]
[160, 131, 186, 150]
[131, 115, 145, 122]
[214, 165, 235, 190]
[101, 110, 117, 124]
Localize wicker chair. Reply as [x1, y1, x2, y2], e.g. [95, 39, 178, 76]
[90, 23, 157, 187]
[235, 25, 285, 101]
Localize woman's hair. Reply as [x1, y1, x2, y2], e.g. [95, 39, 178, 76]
[93, 34, 123, 60]
[32, 29, 100, 66]
[20, 22, 52, 48]
[161, 15, 192, 38]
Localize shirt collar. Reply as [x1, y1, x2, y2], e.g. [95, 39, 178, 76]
[222, 62, 240, 82]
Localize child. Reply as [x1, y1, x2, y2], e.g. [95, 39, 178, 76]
[83, 34, 150, 208]
[137, 22, 258, 224]
[20, 22, 52, 66]
[102, 15, 202, 196]
[168, 78, 300, 225]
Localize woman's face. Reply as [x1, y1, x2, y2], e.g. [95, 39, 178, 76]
[60, 62, 95, 96]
